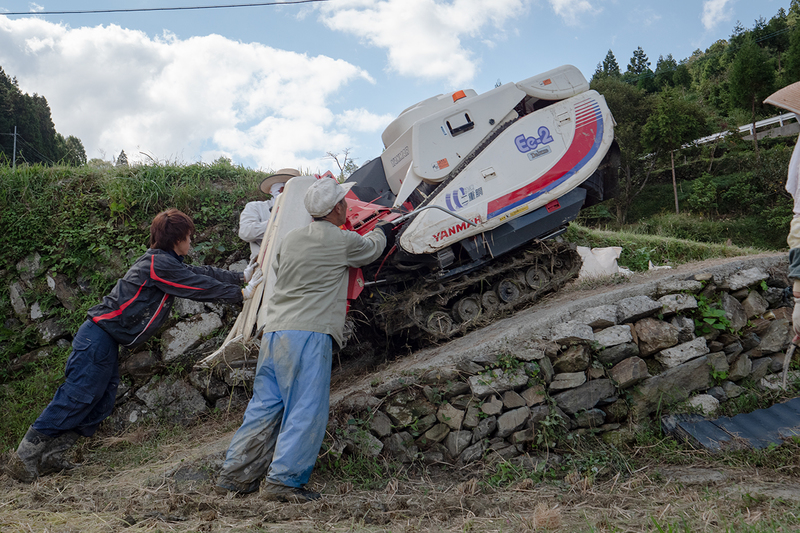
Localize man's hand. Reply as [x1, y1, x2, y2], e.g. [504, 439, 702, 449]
[243, 259, 260, 283]
[242, 268, 264, 300]
[375, 220, 395, 248]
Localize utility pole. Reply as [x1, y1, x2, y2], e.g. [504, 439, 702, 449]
[12, 125, 17, 171]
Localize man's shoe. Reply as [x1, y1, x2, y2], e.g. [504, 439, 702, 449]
[262, 481, 321, 503]
[4, 427, 53, 484]
[39, 431, 81, 476]
[214, 478, 261, 496]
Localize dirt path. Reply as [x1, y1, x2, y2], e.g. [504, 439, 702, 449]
[2, 423, 798, 533]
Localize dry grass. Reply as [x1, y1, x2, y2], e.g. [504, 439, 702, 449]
[3, 397, 800, 532]
[3, 418, 800, 533]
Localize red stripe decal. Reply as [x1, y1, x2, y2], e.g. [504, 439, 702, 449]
[150, 256, 204, 290]
[488, 108, 598, 215]
[125, 293, 169, 347]
[92, 283, 145, 322]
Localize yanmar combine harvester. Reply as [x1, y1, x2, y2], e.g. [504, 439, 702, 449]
[337, 64, 619, 343]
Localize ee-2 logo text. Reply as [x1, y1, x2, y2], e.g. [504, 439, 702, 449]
[514, 126, 554, 153]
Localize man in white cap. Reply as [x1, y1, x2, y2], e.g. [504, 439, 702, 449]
[216, 177, 392, 501]
[238, 168, 300, 261]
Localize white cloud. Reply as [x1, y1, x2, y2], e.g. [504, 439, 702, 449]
[29, 3, 44, 13]
[701, 0, 733, 31]
[335, 108, 394, 132]
[319, 0, 525, 87]
[0, 17, 375, 170]
[547, 0, 597, 25]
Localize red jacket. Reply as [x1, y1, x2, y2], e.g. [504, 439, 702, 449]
[88, 249, 243, 347]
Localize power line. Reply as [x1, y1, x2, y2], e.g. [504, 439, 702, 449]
[604, 23, 794, 83]
[0, 0, 328, 17]
[1, 130, 56, 165]
[14, 135, 56, 165]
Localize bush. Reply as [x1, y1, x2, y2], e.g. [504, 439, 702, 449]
[686, 172, 718, 214]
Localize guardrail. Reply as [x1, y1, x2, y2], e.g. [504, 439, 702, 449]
[689, 112, 797, 147]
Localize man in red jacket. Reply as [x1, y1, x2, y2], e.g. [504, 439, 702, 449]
[5, 209, 263, 484]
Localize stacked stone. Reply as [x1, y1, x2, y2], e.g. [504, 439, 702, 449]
[332, 357, 566, 466]
[333, 266, 797, 464]
[5, 251, 253, 430]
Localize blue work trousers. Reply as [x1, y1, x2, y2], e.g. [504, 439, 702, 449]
[217, 330, 332, 491]
[32, 320, 120, 438]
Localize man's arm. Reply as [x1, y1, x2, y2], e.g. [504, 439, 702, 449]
[184, 263, 245, 285]
[344, 229, 387, 268]
[149, 255, 243, 303]
[238, 201, 270, 243]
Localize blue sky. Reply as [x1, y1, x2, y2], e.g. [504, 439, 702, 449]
[0, 0, 787, 172]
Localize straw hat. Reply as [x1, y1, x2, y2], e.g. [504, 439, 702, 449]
[764, 81, 800, 115]
[259, 168, 300, 194]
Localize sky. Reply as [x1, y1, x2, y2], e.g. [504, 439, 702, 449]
[0, 0, 789, 172]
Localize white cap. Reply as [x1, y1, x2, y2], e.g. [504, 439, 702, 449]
[304, 177, 347, 217]
[269, 182, 284, 196]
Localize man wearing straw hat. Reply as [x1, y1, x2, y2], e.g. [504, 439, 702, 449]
[216, 177, 392, 502]
[764, 83, 800, 341]
[238, 168, 300, 261]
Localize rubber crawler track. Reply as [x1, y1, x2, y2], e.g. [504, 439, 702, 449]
[350, 241, 581, 344]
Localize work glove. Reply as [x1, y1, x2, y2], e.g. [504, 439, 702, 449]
[242, 268, 264, 300]
[794, 280, 800, 338]
[243, 259, 260, 283]
[375, 220, 395, 249]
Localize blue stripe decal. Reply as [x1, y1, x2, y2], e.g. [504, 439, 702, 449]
[487, 105, 604, 220]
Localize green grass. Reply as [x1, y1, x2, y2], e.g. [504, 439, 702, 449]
[317, 448, 406, 491]
[564, 223, 768, 272]
[0, 345, 71, 451]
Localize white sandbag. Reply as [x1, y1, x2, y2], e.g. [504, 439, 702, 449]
[577, 246, 623, 279]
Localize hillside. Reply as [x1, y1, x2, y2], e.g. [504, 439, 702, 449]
[2, 252, 800, 533]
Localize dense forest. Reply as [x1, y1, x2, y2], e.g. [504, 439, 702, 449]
[0, 67, 86, 166]
[588, 1, 800, 226]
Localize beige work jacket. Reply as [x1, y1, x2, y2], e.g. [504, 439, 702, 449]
[263, 220, 386, 347]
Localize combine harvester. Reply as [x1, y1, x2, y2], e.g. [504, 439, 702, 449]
[197, 65, 619, 368]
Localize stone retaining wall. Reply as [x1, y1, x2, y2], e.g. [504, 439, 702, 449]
[6, 250, 797, 460]
[328, 262, 799, 465]
[3, 251, 255, 430]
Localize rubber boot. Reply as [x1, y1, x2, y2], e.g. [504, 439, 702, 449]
[39, 431, 81, 476]
[4, 427, 53, 484]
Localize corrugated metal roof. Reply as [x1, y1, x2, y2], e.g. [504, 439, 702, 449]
[662, 397, 800, 452]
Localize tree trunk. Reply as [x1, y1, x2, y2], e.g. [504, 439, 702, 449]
[751, 96, 759, 158]
[616, 164, 630, 224]
[671, 150, 679, 214]
[616, 164, 631, 224]
[707, 133, 721, 173]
